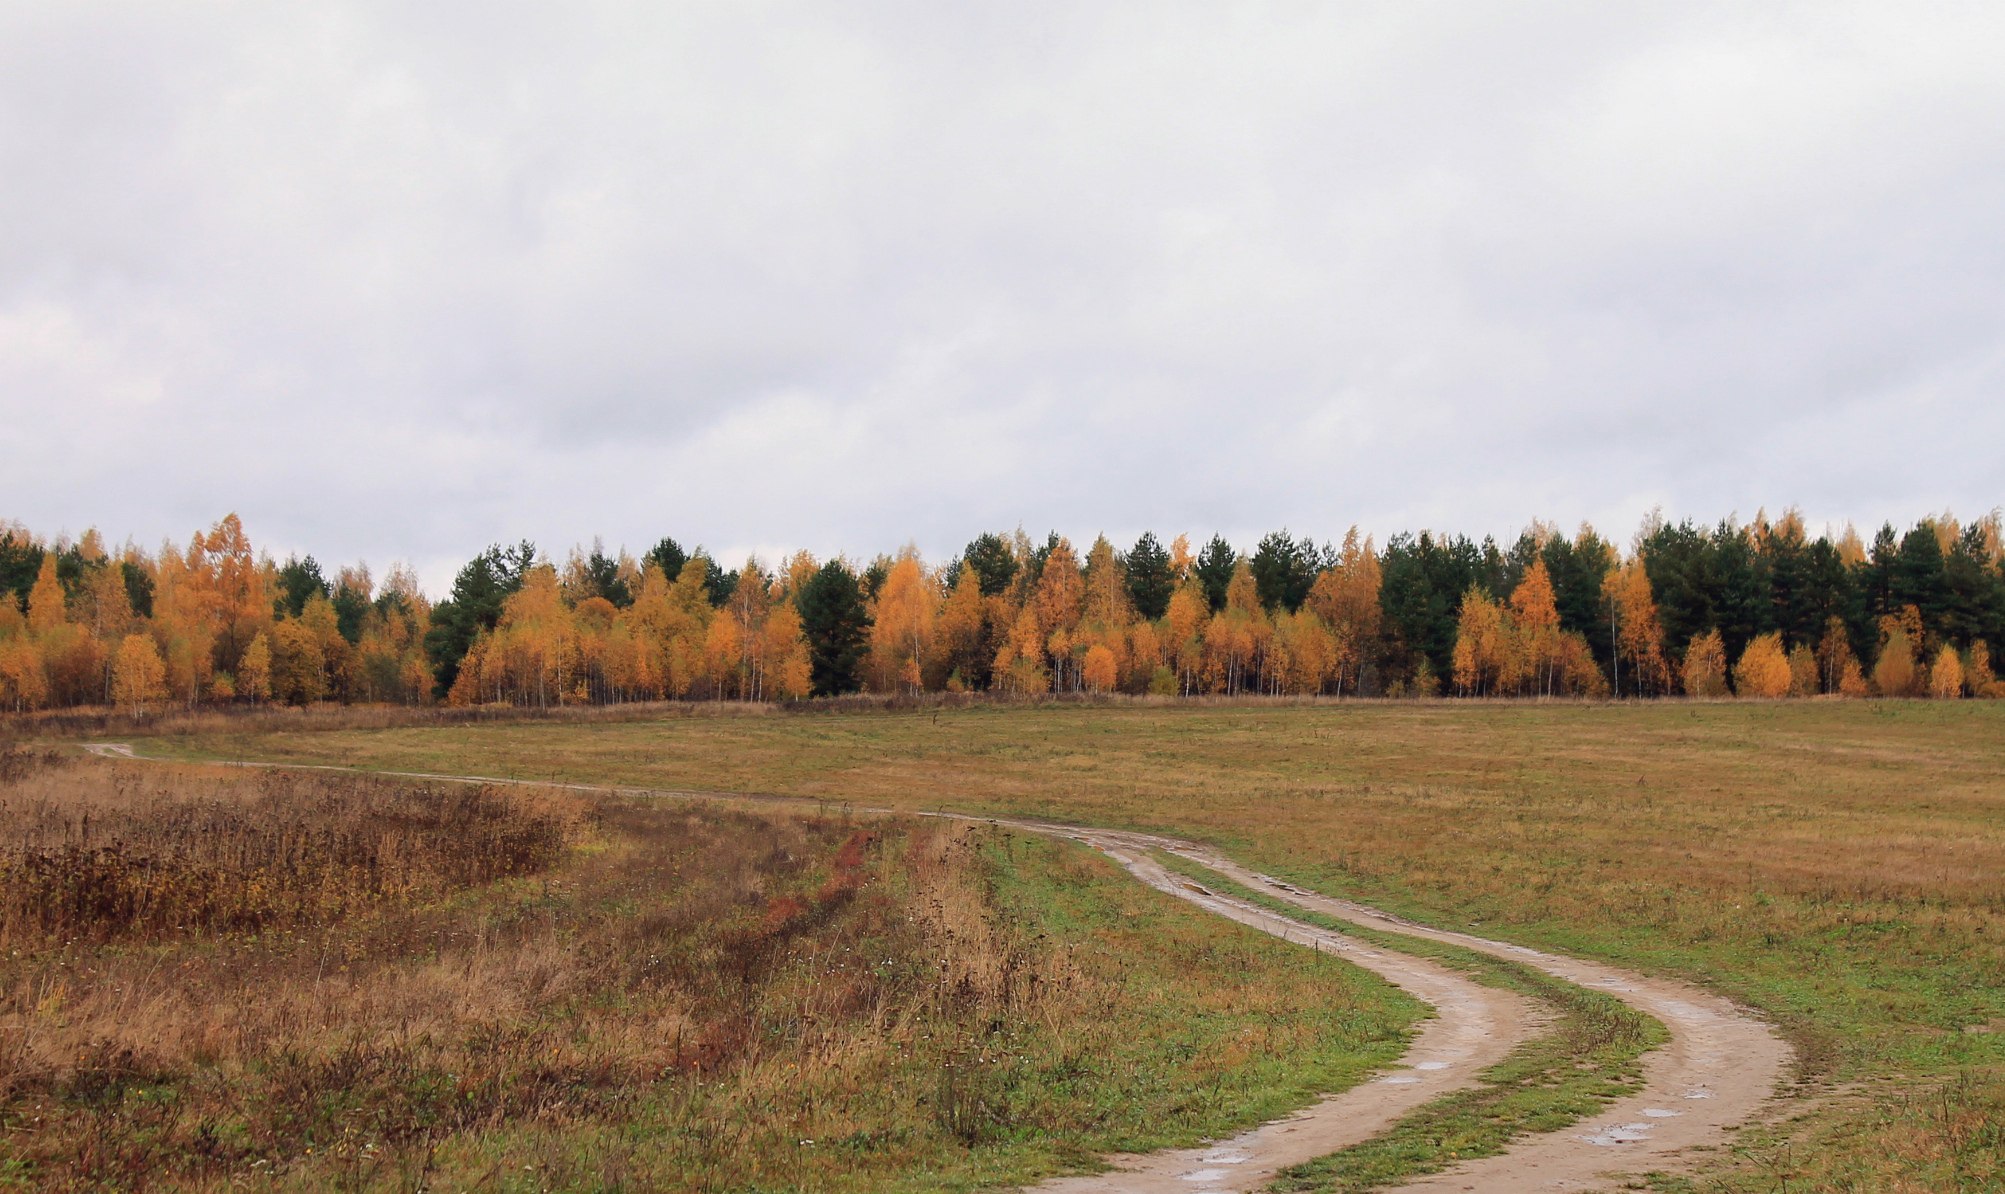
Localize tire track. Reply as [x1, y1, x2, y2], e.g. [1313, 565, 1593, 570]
[1127, 834, 1792, 1193]
[1021, 833, 1537, 1194]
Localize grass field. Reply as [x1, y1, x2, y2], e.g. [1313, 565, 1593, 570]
[142, 699, 2005, 1191]
[0, 748, 1417, 1192]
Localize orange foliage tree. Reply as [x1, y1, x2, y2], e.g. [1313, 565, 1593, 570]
[1873, 622, 1918, 698]
[111, 633, 168, 712]
[1081, 644, 1117, 693]
[867, 552, 937, 694]
[1681, 630, 1729, 698]
[1602, 559, 1670, 696]
[1203, 562, 1268, 695]
[1450, 588, 1506, 697]
[1034, 539, 1084, 691]
[1928, 645, 1964, 699]
[1817, 618, 1861, 697]
[1510, 559, 1562, 696]
[0, 636, 47, 711]
[1164, 583, 1208, 696]
[1304, 528, 1380, 695]
[1732, 632, 1791, 699]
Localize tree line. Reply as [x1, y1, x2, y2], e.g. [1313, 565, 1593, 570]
[1, 509, 2000, 713]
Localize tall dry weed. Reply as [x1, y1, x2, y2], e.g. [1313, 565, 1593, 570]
[0, 754, 1094, 1189]
[0, 753, 575, 944]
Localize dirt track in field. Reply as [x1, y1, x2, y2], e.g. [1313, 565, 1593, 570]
[83, 743, 1791, 1192]
[1025, 832, 1537, 1194]
[1070, 830, 1792, 1193]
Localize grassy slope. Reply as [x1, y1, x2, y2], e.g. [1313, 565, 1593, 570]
[150, 700, 2005, 1190]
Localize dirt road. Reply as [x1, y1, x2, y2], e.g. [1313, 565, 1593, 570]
[1025, 832, 1539, 1194]
[1131, 834, 1792, 1193]
[81, 744, 1791, 1191]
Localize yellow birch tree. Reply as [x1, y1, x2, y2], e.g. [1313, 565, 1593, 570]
[1681, 630, 1729, 697]
[1929, 645, 1964, 699]
[1602, 559, 1669, 696]
[111, 633, 168, 712]
[1509, 559, 1562, 697]
[1451, 588, 1506, 696]
[866, 552, 937, 694]
[0, 637, 47, 711]
[237, 632, 272, 703]
[1034, 539, 1083, 690]
[1305, 528, 1380, 695]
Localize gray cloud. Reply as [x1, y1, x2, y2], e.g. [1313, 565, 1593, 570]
[3, 3, 2001, 590]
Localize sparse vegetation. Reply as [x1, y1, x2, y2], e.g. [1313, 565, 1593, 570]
[0, 747, 1417, 1191]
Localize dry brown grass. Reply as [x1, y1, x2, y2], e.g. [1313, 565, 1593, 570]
[0, 747, 1412, 1191]
[0, 753, 595, 1187]
[0, 753, 573, 944]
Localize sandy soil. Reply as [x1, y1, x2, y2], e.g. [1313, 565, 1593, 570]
[83, 744, 1792, 1192]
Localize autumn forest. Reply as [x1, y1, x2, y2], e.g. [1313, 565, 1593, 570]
[1, 510, 2001, 714]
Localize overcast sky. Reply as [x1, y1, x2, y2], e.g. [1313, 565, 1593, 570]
[3, 3, 2001, 592]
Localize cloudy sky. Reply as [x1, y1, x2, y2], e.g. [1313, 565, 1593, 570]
[3, 3, 2001, 591]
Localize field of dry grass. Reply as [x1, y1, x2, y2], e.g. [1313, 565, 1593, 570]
[0, 748, 1416, 1191]
[141, 698, 2005, 1190]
